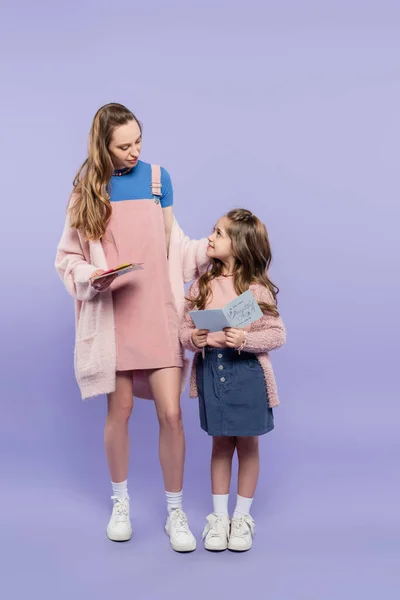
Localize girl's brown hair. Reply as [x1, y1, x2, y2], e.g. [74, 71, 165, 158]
[191, 209, 279, 316]
[69, 103, 141, 241]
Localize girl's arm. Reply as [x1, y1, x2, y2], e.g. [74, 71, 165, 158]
[242, 285, 286, 354]
[55, 209, 99, 302]
[179, 284, 201, 353]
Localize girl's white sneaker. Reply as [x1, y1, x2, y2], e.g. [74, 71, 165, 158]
[202, 513, 230, 551]
[228, 515, 255, 551]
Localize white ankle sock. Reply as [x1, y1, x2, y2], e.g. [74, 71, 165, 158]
[233, 494, 253, 518]
[212, 494, 229, 516]
[111, 480, 129, 500]
[166, 490, 183, 514]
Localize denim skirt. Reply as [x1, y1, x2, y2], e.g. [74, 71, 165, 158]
[196, 347, 274, 437]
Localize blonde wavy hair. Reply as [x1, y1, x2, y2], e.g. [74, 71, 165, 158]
[190, 209, 280, 316]
[69, 103, 141, 241]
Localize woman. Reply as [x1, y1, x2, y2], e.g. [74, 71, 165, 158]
[55, 103, 208, 552]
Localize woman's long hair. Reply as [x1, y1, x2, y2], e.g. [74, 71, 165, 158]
[69, 103, 141, 241]
[191, 209, 279, 316]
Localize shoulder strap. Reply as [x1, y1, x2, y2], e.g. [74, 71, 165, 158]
[151, 164, 162, 197]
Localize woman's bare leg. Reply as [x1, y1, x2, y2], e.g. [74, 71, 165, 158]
[105, 371, 134, 483]
[149, 367, 184, 492]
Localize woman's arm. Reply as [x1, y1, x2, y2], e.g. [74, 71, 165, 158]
[162, 206, 174, 255]
[181, 235, 209, 282]
[55, 210, 99, 302]
[160, 167, 208, 273]
[160, 168, 174, 254]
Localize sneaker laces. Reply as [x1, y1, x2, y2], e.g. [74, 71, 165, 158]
[171, 509, 190, 534]
[202, 514, 228, 541]
[111, 496, 129, 522]
[231, 515, 255, 537]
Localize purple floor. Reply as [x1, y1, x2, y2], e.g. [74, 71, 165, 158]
[2, 392, 398, 599]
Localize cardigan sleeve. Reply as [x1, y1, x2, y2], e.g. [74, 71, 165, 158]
[179, 281, 201, 353]
[55, 209, 99, 302]
[181, 235, 209, 283]
[242, 285, 286, 354]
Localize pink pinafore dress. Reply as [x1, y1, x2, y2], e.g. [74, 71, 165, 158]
[101, 165, 182, 398]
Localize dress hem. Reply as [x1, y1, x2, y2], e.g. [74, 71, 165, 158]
[116, 362, 183, 372]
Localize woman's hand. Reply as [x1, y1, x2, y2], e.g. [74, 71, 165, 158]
[90, 271, 118, 292]
[224, 328, 246, 348]
[192, 329, 209, 348]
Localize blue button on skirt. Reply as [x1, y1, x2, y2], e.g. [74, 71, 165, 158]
[196, 347, 274, 437]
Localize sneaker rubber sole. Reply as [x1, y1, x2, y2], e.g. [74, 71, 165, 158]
[106, 527, 132, 542]
[164, 526, 197, 552]
[228, 540, 252, 552]
[204, 539, 228, 552]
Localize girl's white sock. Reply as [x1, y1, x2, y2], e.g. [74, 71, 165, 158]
[233, 494, 253, 518]
[212, 493, 229, 516]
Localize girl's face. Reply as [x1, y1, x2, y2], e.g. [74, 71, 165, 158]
[109, 120, 142, 169]
[207, 217, 233, 261]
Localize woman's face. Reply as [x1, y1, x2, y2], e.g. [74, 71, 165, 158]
[109, 120, 142, 169]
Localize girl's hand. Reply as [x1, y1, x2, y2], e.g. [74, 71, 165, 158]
[192, 329, 209, 348]
[224, 328, 246, 348]
[90, 271, 118, 292]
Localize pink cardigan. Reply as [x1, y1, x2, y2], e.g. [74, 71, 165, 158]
[179, 280, 286, 408]
[55, 210, 208, 399]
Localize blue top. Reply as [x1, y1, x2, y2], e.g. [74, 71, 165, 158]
[109, 160, 173, 208]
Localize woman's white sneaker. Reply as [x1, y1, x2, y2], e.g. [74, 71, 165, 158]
[228, 515, 255, 551]
[165, 509, 196, 552]
[202, 513, 230, 551]
[106, 497, 132, 542]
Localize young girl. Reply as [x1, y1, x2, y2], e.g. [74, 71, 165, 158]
[180, 208, 286, 552]
[55, 103, 208, 551]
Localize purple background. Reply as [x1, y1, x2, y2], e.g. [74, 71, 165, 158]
[1, 1, 399, 598]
